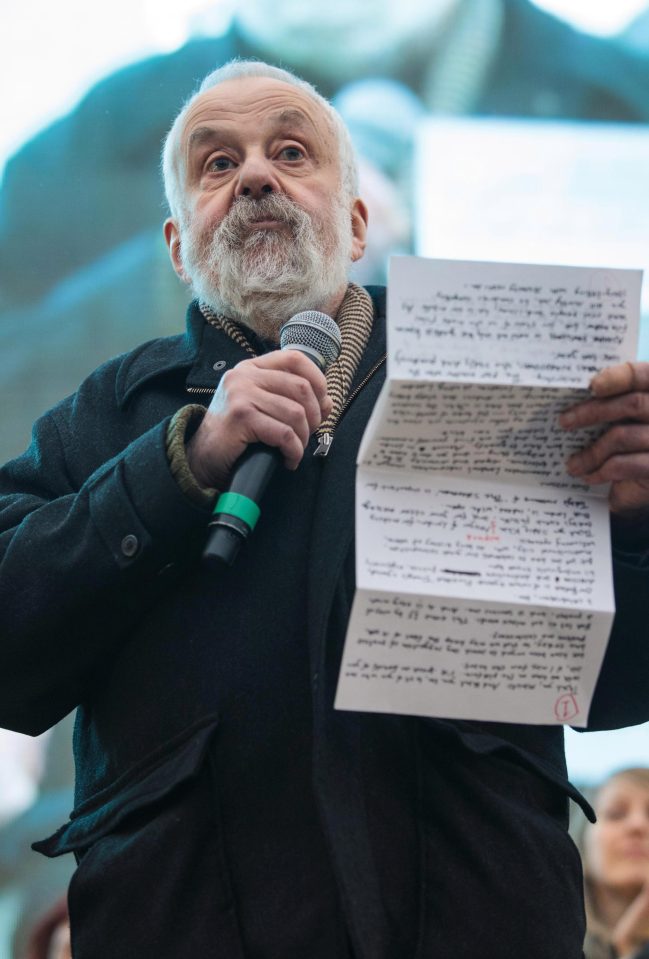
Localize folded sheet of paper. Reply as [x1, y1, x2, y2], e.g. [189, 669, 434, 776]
[335, 256, 641, 726]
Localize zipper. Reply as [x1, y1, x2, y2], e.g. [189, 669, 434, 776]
[186, 386, 217, 396]
[313, 353, 386, 457]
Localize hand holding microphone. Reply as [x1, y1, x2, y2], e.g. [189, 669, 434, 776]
[186, 312, 341, 566]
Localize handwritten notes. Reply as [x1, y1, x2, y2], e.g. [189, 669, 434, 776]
[358, 382, 605, 492]
[341, 593, 610, 725]
[389, 258, 639, 386]
[336, 257, 641, 726]
[357, 474, 611, 607]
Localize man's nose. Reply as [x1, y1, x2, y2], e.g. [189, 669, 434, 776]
[235, 156, 281, 199]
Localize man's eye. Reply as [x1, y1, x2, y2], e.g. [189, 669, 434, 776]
[279, 147, 304, 161]
[208, 156, 234, 172]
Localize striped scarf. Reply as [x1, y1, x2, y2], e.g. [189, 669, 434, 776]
[199, 282, 375, 436]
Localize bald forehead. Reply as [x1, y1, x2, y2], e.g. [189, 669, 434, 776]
[180, 77, 337, 155]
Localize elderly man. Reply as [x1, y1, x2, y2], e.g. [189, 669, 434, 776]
[1, 60, 649, 959]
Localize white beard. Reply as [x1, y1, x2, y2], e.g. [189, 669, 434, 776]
[179, 192, 352, 341]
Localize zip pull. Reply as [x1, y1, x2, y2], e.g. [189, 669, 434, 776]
[313, 431, 333, 457]
[312, 353, 386, 459]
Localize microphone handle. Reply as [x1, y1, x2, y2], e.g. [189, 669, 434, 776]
[203, 443, 283, 566]
[201, 330, 334, 569]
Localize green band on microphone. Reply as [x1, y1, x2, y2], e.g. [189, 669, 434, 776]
[213, 491, 261, 529]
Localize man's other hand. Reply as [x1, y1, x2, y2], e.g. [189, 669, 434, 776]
[560, 361, 649, 514]
[186, 350, 333, 491]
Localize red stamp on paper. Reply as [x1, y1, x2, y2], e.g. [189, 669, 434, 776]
[554, 693, 579, 722]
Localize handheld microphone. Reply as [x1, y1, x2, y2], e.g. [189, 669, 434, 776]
[203, 310, 342, 567]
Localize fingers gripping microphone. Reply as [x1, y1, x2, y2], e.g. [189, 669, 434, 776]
[203, 311, 342, 567]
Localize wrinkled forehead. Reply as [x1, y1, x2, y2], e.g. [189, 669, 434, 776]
[178, 77, 338, 163]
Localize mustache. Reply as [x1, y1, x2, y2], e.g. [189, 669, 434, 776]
[215, 194, 311, 247]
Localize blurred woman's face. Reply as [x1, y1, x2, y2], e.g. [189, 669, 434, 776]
[586, 777, 649, 895]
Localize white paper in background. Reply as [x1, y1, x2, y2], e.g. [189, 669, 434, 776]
[414, 118, 649, 357]
[336, 256, 640, 727]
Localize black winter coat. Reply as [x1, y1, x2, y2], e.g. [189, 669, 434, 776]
[2, 291, 649, 958]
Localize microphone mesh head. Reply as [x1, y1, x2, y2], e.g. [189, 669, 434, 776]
[280, 311, 342, 370]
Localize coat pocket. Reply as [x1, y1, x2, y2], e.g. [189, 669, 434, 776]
[420, 716, 594, 823]
[33, 715, 245, 959]
[415, 720, 588, 958]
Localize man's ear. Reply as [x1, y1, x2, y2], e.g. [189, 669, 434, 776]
[163, 218, 190, 283]
[350, 198, 369, 262]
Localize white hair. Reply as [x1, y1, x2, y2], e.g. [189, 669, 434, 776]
[161, 59, 359, 220]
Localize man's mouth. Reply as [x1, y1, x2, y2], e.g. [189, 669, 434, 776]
[248, 218, 286, 229]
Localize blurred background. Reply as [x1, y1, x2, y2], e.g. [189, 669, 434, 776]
[2, 0, 649, 955]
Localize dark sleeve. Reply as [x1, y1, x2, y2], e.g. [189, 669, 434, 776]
[582, 517, 649, 730]
[0, 394, 211, 736]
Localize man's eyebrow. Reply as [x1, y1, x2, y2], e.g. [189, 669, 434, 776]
[274, 109, 313, 131]
[187, 126, 223, 154]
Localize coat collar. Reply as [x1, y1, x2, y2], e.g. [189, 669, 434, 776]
[115, 290, 387, 408]
[114, 300, 251, 408]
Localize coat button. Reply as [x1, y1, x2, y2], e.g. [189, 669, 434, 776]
[213, 360, 226, 371]
[121, 534, 140, 558]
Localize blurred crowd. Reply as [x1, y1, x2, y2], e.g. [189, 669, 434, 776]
[578, 768, 649, 959]
[2, 0, 649, 955]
